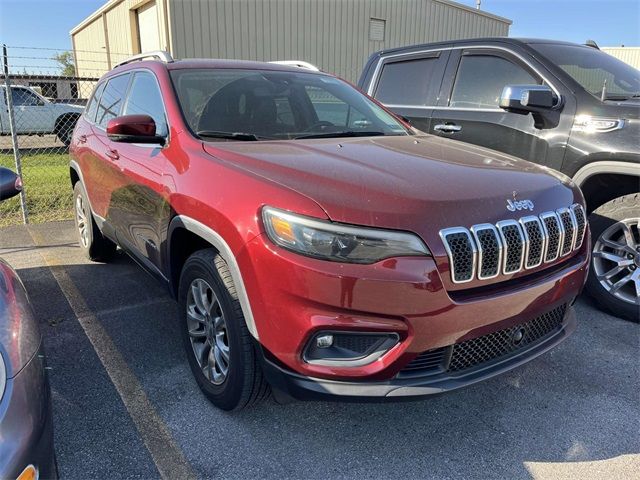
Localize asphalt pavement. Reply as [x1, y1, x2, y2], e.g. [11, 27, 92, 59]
[0, 221, 638, 479]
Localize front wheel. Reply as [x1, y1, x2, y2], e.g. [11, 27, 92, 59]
[178, 249, 270, 410]
[585, 193, 640, 322]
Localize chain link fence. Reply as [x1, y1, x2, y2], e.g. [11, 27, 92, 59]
[0, 44, 129, 226]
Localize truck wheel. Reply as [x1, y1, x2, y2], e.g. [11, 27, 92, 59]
[73, 182, 116, 261]
[585, 193, 640, 322]
[55, 114, 79, 146]
[178, 249, 270, 410]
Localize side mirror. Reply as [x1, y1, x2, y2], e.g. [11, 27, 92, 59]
[499, 85, 556, 114]
[0, 167, 22, 201]
[499, 85, 559, 129]
[107, 114, 165, 145]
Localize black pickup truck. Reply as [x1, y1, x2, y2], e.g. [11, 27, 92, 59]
[359, 38, 640, 321]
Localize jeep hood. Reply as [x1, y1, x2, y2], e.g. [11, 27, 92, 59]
[202, 135, 579, 237]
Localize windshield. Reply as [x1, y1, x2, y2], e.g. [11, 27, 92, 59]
[532, 43, 640, 100]
[170, 68, 410, 140]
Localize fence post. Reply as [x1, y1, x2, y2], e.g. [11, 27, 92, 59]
[2, 44, 29, 224]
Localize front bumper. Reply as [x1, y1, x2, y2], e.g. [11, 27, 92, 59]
[262, 307, 576, 400]
[0, 344, 56, 480]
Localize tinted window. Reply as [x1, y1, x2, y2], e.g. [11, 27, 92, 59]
[85, 82, 106, 122]
[170, 69, 409, 139]
[123, 72, 168, 137]
[96, 74, 131, 128]
[532, 43, 640, 99]
[375, 57, 440, 105]
[12, 88, 44, 106]
[450, 55, 539, 109]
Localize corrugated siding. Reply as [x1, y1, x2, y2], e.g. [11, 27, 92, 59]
[602, 47, 640, 69]
[168, 0, 510, 82]
[73, 17, 109, 77]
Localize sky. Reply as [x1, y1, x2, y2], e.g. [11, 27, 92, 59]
[0, 0, 638, 74]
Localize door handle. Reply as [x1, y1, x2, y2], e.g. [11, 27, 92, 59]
[105, 149, 119, 161]
[433, 123, 462, 134]
[78, 134, 87, 144]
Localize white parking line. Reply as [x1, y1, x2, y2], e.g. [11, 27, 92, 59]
[28, 227, 196, 480]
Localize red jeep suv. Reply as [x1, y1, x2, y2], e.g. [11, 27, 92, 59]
[70, 52, 589, 410]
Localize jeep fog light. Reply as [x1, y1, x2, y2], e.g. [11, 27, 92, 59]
[304, 332, 399, 367]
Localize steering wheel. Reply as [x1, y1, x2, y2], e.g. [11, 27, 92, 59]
[303, 121, 335, 132]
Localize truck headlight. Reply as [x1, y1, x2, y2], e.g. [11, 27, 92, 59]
[262, 207, 430, 263]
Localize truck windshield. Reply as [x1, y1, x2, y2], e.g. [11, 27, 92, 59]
[532, 43, 640, 100]
[170, 68, 410, 140]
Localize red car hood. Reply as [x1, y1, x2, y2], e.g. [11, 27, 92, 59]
[203, 135, 578, 237]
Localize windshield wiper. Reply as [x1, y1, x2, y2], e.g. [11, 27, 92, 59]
[293, 130, 389, 140]
[197, 130, 267, 141]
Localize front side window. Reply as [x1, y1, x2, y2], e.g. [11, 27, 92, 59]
[532, 43, 640, 100]
[12, 88, 44, 106]
[374, 56, 440, 106]
[123, 71, 168, 137]
[450, 55, 540, 109]
[96, 73, 131, 128]
[170, 68, 409, 140]
[85, 82, 106, 122]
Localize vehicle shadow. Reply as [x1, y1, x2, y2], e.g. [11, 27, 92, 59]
[16, 255, 640, 479]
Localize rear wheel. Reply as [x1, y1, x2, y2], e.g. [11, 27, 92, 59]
[585, 193, 640, 322]
[55, 114, 79, 146]
[73, 182, 116, 261]
[178, 249, 270, 410]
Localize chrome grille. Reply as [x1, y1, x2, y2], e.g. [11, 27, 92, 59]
[497, 220, 525, 274]
[471, 224, 502, 280]
[520, 216, 545, 269]
[571, 204, 587, 250]
[439, 204, 585, 284]
[558, 208, 577, 257]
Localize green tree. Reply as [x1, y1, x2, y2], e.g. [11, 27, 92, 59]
[52, 51, 76, 76]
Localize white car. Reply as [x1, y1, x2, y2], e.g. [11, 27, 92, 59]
[0, 85, 84, 145]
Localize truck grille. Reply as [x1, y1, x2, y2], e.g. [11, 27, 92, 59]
[399, 303, 567, 377]
[440, 204, 585, 284]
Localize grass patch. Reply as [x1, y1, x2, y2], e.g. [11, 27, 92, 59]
[0, 152, 73, 226]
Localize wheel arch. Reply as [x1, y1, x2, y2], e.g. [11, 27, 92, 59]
[572, 161, 640, 214]
[54, 112, 81, 133]
[167, 215, 259, 340]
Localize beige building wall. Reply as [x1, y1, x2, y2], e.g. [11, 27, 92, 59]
[602, 47, 640, 69]
[72, 0, 511, 82]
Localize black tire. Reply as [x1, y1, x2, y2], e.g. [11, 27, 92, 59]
[178, 249, 270, 410]
[55, 114, 78, 147]
[585, 193, 640, 322]
[72, 182, 116, 261]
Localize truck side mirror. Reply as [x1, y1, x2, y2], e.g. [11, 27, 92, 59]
[499, 85, 560, 129]
[0, 167, 22, 201]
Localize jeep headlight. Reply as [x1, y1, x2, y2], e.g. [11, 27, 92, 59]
[262, 207, 430, 263]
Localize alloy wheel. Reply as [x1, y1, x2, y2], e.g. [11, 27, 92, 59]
[75, 194, 89, 248]
[592, 218, 640, 306]
[186, 278, 230, 385]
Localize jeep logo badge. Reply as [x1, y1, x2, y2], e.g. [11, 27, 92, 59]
[506, 198, 535, 212]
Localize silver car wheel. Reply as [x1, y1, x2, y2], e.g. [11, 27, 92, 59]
[75, 194, 89, 248]
[592, 218, 640, 306]
[186, 278, 230, 385]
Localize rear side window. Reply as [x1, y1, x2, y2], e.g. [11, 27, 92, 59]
[450, 55, 540, 109]
[96, 73, 131, 128]
[85, 82, 106, 122]
[374, 56, 440, 106]
[123, 71, 168, 137]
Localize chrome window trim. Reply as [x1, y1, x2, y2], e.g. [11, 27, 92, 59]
[470, 223, 503, 280]
[556, 207, 576, 257]
[571, 203, 587, 249]
[519, 215, 546, 269]
[439, 227, 477, 284]
[540, 211, 564, 262]
[368, 44, 562, 109]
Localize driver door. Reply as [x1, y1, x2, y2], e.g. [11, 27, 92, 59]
[10, 87, 54, 133]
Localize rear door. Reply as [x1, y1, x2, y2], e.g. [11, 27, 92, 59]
[428, 47, 567, 170]
[107, 70, 171, 275]
[367, 49, 449, 133]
